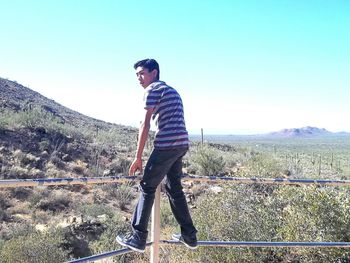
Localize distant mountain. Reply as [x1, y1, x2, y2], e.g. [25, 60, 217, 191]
[0, 77, 134, 132]
[269, 126, 332, 137]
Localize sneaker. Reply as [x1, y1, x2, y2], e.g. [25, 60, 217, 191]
[116, 233, 146, 253]
[172, 233, 198, 249]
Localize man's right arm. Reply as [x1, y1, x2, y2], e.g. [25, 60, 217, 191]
[128, 107, 154, 175]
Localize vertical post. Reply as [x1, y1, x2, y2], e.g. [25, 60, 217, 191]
[150, 185, 161, 263]
[331, 153, 334, 168]
[318, 155, 322, 176]
[201, 128, 204, 146]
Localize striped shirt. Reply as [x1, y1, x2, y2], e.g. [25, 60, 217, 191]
[144, 81, 189, 149]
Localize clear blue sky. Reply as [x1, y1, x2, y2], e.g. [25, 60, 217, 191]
[1, 0, 349, 134]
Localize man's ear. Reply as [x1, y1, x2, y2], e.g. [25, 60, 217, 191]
[152, 69, 158, 79]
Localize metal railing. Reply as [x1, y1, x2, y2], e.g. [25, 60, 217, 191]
[2, 175, 350, 263]
[3, 174, 350, 189]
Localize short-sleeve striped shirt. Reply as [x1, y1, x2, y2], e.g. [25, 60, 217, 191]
[144, 81, 189, 149]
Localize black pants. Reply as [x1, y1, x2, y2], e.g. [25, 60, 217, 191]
[131, 147, 197, 242]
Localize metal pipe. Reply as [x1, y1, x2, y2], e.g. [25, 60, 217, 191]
[160, 240, 350, 248]
[66, 247, 131, 263]
[0, 176, 138, 188]
[66, 240, 350, 263]
[2, 175, 350, 188]
[181, 175, 350, 187]
[66, 242, 152, 263]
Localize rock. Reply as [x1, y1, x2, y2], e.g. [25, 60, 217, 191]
[97, 214, 108, 222]
[103, 169, 111, 176]
[210, 186, 223, 194]
[62, 154, 71, 162]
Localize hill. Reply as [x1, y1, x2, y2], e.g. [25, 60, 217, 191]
[0, 77, 139, 180]
[269, 126, 332, 137]
[0, 77, 130, 131]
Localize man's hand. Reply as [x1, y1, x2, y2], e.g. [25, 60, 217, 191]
[129, 158, 142, 175]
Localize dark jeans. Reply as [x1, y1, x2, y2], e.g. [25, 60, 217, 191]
[131, 147, 197, 242]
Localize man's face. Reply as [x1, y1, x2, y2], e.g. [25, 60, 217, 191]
[135, 66, 158, 88]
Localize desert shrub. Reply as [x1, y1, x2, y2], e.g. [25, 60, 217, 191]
[14, 106, 61, 131]
[109, 157, 131, 175]
[7, 165, 29, 179]
[35, 190, 71, 212]
[0, 117, 7, 130]
[163, 184, 350, 262]
[0, 110, 11, 129]
[19, 153, 39, 166]
[163, 185, 281, 262]
[77, 203, 114, 219]
[5, 149, 43, 178]
[70, 160, 87, 175]
[3, 106, 88, 139]
[38, 139, 50, 152]
[191, 182, 208, 198]
[89, 129, 128, 176]
[276, 186, 350, 262]
[44, 162, 65, 178]
[0, 228, 70, 263]
[0, 222, 35, 241]
[0, 191, 10, 210]
[32, 210, 51, 224]
[0, 210, 9, 221]
[57, 123, 91, 140]
[101, 183, 135, 210]
[0, 191, 11, 221]
[240, 152, 285, 178]
[28, 187, 51, 208]
[189, 145, 225, 176]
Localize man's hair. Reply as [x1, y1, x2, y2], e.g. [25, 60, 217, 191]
[134, 59, 160, 80]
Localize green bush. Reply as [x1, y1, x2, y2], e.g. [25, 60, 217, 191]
[109, 157, 131, 175]
[0, 191, 11, 221]
[28, 188, 50, 208]
[0, 109, 12, 129]
[0, 117, 7, 130]
[14, 106, 61, 131]
[35, 190, 72, 212]
[161, 184, 350, 262]
[163, 185, 280, 262]
[189, 145, 225, 176]
[276, 186, 350, 262]
[0, 222, 35, 241]
[101, 183, 135, 211]
[10, 187, 33, 200]
[0, 229, 70, 263]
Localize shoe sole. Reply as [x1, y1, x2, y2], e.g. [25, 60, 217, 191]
[116, 236, 145, 253]
[172, 234, 198, 250]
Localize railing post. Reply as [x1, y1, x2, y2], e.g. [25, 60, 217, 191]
[150, 185, 161, 263]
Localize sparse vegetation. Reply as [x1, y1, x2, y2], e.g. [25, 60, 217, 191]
[2, 78, 350, 262]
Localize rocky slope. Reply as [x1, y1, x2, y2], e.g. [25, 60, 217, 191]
[0, 77, 130, 131]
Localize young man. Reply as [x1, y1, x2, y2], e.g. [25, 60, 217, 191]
[116, 59, 197, 252]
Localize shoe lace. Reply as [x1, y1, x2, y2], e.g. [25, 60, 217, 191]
[124, 232, 134, 240]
